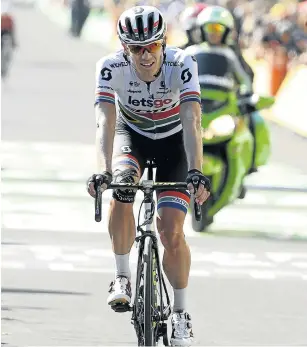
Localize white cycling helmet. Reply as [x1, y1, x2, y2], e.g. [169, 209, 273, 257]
[197, 6, 235, 30]
[117, 6, 167, 45]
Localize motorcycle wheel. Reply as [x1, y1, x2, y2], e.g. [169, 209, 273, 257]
[1, 33, 14, 79]
[190, 199, 213, 232]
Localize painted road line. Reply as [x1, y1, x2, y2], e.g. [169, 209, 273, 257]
[2, 141, 307, 239]
[2, 140, 307, 189]
[2, 244, 307, 280]
[2, 189, 307, 237]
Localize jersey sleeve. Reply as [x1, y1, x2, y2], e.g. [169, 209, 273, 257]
[95, 57, 116, 106]
[179, 53, 201, 105]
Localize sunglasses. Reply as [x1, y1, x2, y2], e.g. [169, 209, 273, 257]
[204, 23, 226, 34]
[127, 41, 163, 55]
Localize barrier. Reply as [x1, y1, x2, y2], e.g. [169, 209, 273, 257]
[268, 46, 289, 96]
[268, 65, 307, 137]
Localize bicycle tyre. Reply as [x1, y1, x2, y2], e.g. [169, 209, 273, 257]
[143, 236, 155, 346]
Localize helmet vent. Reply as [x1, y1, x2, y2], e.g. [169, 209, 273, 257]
[136, 16, 145, 41]
[147, 12, 154, 39]
[125, 17, 135, 40]
[157, 14, 163, 32]
[118, 21, 124, 35]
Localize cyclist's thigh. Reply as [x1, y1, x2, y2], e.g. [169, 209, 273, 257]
[112, 120, 145, 203]
[155, 130, 190, 216]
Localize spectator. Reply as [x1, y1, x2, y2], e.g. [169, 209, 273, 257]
[69, 0, 90, 37]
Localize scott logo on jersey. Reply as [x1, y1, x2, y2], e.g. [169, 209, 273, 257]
[128, 96, 172, 108]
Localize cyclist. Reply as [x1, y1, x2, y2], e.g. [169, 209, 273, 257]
[87, 5, 210, 346]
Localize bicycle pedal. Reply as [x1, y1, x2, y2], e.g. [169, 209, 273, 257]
[111, 302, 132, 313]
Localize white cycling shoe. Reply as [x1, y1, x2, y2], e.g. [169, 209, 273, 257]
[107, 276, 132, 306]
[170, 310, 194, 346]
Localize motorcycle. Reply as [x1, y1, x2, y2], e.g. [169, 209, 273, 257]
[1, 12, 15, 79]
[191, 91, 275, 232]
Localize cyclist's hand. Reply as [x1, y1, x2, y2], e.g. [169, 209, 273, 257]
[87, 172, 112, 198]
[186, 169, 211, 205]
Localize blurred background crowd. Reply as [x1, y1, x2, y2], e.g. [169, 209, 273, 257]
[66, 0, 307, 64]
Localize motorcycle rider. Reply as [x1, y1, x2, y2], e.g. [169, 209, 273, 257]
[178, 3, 207, 49]
[185, 5, 258, 173]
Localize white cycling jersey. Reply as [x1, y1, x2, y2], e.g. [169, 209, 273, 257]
[95, 47, 201, 140]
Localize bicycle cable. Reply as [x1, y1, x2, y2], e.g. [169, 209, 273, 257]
[137, 195, 156, 230]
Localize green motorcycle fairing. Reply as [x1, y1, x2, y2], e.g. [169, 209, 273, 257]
[202, 115, 254, 217]
[250, 110, 271, 167]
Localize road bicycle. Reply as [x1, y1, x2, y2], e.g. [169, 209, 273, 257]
[94, 159, 201, 346]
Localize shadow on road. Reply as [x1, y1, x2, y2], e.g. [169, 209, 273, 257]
[2, 305, 49, 311]
[1, 288, 89, 295]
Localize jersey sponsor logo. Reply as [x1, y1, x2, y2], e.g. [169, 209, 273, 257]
[100, 67, 112, 81]
[180, 88, 189, 93]
[128, 89, 141, 93]
[121, 145, 132, 153]
[198, 74, 234, 88]
[128, 96, 172, 108]
[157, 90, 171, 95]
[129, 81, 140, 87]
[98, 85, 113, 90]
[164, 61, 184, 67]
[181, 68, 192, 84]
[109, 61, 129, 68]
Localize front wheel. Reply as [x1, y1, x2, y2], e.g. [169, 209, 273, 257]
[191, 200, 213, 232]
[143, 236, 156, 346]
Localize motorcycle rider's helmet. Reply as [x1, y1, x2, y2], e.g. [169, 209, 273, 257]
[179, 3, 207, 46]
[197, 6, 235, 45]
[117, 6, 167, 45]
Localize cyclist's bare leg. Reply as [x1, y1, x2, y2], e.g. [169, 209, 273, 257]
[106, 200, 136, 306]
[157, 207, 190, 289]
[108, 200, 135, 255]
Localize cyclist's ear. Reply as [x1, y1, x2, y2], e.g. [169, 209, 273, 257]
[122, 42, 130, 56]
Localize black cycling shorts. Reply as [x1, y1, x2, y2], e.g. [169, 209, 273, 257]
[112, 119, 190, 214]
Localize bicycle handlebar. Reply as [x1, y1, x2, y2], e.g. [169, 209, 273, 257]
[94, 181, 202, 223]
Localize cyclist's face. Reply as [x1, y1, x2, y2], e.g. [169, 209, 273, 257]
[207, 32, 223, 44]
[204, 23, 226, 45]
[127, 40, 164, 81]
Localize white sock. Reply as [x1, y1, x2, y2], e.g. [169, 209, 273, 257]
[115, 253, 131, 279]
[173, 288, 187, 312]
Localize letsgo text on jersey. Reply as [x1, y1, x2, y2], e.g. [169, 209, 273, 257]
[128, 96, 172, 108]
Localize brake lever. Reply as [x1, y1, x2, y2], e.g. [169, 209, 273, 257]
[192, 177, 202, 222]
[94, 175, 103, 222]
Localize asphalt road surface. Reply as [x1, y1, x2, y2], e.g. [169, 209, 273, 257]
[1, 6, 307, 347]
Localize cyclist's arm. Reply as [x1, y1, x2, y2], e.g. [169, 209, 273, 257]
[179, 101, 203, 171]
[95, 103, 116, 173]
[226, 47, 253, 95]
[94, 58, 117, 173]
[178, 53, 203, 171]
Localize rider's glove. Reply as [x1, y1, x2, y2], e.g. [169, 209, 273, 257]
[87, 172, 112, 198]
[186, 169, 211, 194]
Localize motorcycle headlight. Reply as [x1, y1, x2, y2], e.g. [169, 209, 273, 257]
[202, 115, 236, 140]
